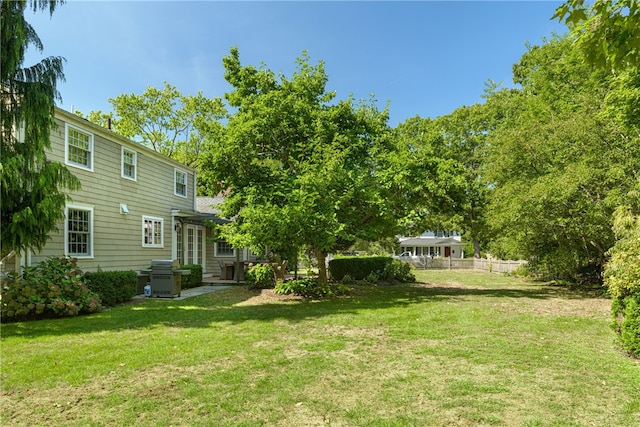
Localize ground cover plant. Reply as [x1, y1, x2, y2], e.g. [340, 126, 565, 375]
[1, 271, 639, 426]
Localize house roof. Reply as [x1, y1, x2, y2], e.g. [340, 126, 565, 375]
[400, 237, 465, 247]
[173, 208, 229, 225]
[196, 196, 224, 214]
[56, 107, 197, 173]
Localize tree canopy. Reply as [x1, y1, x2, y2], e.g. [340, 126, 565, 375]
[553, 0, 640, 71]
[483, 35, 640, 281]
[1, 0, 80, 261]
[82, 83, 226, 191]
[200, 48, 397, 284]
[434, 104, 492, 258]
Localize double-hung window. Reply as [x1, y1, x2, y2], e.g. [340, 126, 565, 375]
[142, 216, 164, 248]
[65, 124, 93, 171]
[121, 147, 137, 180]
[215, 239, 235, 257]
[65, 205, 93, 258]
[174, 168, 187, 197]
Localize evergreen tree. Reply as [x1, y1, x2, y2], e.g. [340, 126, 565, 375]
[1, 0, 80, 261]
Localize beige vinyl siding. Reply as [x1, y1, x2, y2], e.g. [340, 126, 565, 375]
[205, 228, 222, 277]
[204, 234, 260, 279]
[31, 111, 196, 272]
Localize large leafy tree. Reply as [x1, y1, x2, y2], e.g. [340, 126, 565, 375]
[1, 0, 80, 262]
[83, 83, 226, 191]
[484, 36, 640, 282]
[200, 48, 396, 284]
[598, 67, 640, 355]
[435, 104, 492, 258]
[386, 117, 466, 238]
[556, 1, 640, 350]
[387, 104, 492, 258]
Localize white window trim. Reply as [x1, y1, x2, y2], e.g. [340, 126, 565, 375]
[174, 168, 187, 198]
[175, 224, 183, 265]
[121, 146, 137, 181]
[185, 225, 195, 265]
[197, 227, 205, 267]
[64, 204, 94, 259]
[214, 240, 236, 257]
[64, 123, 94, 172]
[142, 215, 164, 248]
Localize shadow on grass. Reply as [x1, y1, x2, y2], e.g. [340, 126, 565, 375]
[419, 283, 606, 301]
[1, 281, 606, 339]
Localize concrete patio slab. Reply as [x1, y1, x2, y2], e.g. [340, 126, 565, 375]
[134, 285, 233, 301]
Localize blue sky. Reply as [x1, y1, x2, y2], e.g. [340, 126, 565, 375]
[25, 1, 568, 126]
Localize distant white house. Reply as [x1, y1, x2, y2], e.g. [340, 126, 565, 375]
[396, 231, 466, 259]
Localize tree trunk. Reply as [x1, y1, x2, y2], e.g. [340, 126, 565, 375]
[315, 249, 328, 285]
[473, 240, 481, 258]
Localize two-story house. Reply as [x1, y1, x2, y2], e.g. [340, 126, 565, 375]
[4, 107, 243, 278]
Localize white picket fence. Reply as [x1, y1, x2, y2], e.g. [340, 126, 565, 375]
[471, 257, 528, 274]
[404, 256, 527, 274]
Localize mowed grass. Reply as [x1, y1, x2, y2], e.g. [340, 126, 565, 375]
[1, 270, 639, 426]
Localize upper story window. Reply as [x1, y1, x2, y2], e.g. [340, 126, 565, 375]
[65, 124, 93, 171]
[121, 147, 137, 180]
[174, 168, 187, 198]
[65, 205, 93, 258]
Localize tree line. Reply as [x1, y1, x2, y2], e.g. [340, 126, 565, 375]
[3, 0, 640, 287]
[78, 31, 640, 286]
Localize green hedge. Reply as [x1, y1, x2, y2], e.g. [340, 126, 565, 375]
[180, 264, 203, 289]
[329, 256, 392, 281]
[275, 277, 350, 298]
[604, 205, 640, 357]
[612, 295, 640, 357]
[85, 270, 137, 306]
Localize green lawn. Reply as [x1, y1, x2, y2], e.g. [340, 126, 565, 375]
[2, 271, 639, 426]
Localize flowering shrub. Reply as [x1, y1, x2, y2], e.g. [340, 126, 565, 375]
[1, 257, 101, 321]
